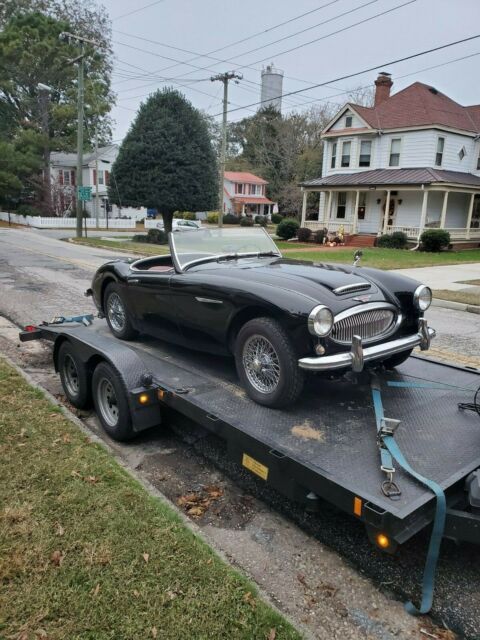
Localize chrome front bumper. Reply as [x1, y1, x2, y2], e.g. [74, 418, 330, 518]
[298, 319, 435, 372]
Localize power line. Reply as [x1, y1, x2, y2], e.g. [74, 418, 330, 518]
[212, 33, 480, 117]
[112, 0, 167, 22]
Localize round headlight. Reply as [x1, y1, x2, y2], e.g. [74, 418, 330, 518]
[414, 285, 432, 311]
[308, 305, 334, 337]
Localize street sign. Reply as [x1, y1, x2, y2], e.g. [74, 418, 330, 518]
[78, 186, 92, 201]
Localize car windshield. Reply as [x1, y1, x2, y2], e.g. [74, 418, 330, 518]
[170, 227, 281, 271]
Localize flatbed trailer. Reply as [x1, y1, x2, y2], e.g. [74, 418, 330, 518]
[20, 318, 480, 611]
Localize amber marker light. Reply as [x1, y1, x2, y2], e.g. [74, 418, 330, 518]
[376, 533, 390, 550]
[157, 389, 165, 400]
[138, 393, 149, 405]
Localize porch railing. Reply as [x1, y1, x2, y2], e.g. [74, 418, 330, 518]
[386, 225, 420, 238]
[306, 221, 353, 234]
[386, 225, 480, 240]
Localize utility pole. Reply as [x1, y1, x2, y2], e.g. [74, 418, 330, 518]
[37, 83, 53, 215]
[60, 31, 104, 238]
[210, 71, 242, 228]
[94, 127, 99, 229]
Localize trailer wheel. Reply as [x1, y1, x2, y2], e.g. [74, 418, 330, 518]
[104, 282, 137, 340]
[92, 361, 135, 441]
[58, 341, 91, 409]
[235, 317, 304, 408]
[382, 348, 413, 370]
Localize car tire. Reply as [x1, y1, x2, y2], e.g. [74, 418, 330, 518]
[92, 361, 135, 441]
[382, 348, 413, 370]
[235, 317, 304, 408]
[58, 340, 91, 409]
[104, 282, 137, 340]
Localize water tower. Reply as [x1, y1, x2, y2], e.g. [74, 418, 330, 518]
[260, 64, 284, 112]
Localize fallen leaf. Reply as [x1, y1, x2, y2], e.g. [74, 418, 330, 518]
[70, 470, 81, 478]
[34, 629, 48, 639]
[142, 552, 149, 563]
[297, 573, 308, 587]
[19, 428, 27, 438]
[62, 434, 71, 444]
[55, 522, 65, 536]
[243, 591, 256, 608]
[187, 506, 204, 517]
[133, 589, 140, 598]
[16, 632, 29, 640]
[151, 627, 158, 638]
[84, 476, 99, 484]
[267, 629, 276, 640]
[206, 485, 223, 498]
[50, 550, 64, 566]
[166, 590, 177, 600]
[91, 583, 100, 597]
[206, 558, 212, 565]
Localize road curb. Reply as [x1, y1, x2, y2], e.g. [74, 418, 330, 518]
[432, 298, 480, 314]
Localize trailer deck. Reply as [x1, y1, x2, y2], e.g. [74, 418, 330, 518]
[26, 319, 480, 548]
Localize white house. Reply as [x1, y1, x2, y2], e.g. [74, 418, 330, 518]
[50, 145, 147, 220]
[223, 171, 276, 217]
[300, 72, 480, 244]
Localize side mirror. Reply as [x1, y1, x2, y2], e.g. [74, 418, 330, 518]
[353, 250, 363, 267]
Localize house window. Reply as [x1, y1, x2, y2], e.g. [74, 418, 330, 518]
[235, 183, 244, 194]
[336, 192, 347, 218]
[435, 137, 445, 166]
[331, 142, 337, 168]
[458, 146, 467, 161]
[359, 140, 371, 167]
[250, 184, 260, 195]
[345, 115, 353, 128]
[98, 170, 104, 185]
[357, 192, 367, 220]
[389, 138, 401, 166]
[341, 141, 351, 167]
[62, 169, 70, 185]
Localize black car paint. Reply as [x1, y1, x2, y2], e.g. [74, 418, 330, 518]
[91, 248, 423, 361]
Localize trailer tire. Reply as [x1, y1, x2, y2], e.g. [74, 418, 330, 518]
[235, 317, 304, 408]
[92, 361, 135, 441]
[104, 282, 137, 340]
[58, 341, 91, 409]
[382, 348, 413, 370]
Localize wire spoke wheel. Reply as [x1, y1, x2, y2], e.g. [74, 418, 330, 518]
[107, 292, 126, 332]
[97, 377, 119, 427]
[242, 334, 281, 394]
[63, 354, 79, 396]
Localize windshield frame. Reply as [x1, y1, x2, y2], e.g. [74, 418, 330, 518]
[169, 227, 282, 273]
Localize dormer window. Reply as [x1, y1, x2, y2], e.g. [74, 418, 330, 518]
[345, 115, 353, 128]
[435, 137, 445, 167]
[458, 146, 467, 161]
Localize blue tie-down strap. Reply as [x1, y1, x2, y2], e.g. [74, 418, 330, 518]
[49, 314, 94, 326]
[371, 387, 446, 616]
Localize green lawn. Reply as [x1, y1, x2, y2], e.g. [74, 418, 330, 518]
[69, 237, 169, 255]
[0, 360, 300, 640]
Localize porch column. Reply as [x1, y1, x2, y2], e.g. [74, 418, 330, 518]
[382, 190, 391, 234]
[323, 191, 332, 226]
[440, 190, 449, 229]
[317, 192, 322, 221]
[300, 189, 307, 227]
[466, 193, 475, 239]
[352, 190, 360, 235]
[417, 189, 429, 240]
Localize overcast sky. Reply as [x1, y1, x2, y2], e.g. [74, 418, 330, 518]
[101, 0, 480, 141]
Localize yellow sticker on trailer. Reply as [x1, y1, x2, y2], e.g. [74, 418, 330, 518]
[242, 453, 269, 481]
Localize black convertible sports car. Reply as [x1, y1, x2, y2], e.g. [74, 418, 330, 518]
[87, 228, 435, 408]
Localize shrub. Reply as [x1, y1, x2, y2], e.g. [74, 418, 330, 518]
[222, 213, 240, 225]
[377, 231, 409, 249]
[146, 228, 167, 244]
[276, 217, 299, 240]
[271, 213, 283, 224]
[420, 229, 451, 252]
[174, 211, 184, 219]
[132, 234, 148, 243]
[207, 212, 218, 224]
[314, 229, 326, 244]
[297, 227, 312, 242]
[16, 204, 42, 217]
[240, 216, 254, 227]
[183, 211, 196, 220]
[254, 215, 268, 227]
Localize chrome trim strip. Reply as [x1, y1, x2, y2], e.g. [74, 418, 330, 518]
[331, 302, 401, 345]
[332, 282, 371, 295]
[195, 297, 223, 304]
[298, 325, 436, 371]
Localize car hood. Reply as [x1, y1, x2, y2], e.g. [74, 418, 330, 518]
[195, 258, 392, 304]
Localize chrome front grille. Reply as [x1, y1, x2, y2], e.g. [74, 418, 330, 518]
[331, 304, 397, 345]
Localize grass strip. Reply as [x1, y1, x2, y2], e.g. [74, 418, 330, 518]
[0, 360, 301, 640]
[69, 237, 168, 256]
[433, 289, 480, 307]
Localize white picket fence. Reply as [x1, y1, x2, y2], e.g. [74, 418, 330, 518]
[0, 212, 136, 229]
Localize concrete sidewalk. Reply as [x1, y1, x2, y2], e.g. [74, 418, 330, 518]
[392, 262, 480, 292]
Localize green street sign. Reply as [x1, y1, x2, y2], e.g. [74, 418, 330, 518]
[78, 186, 92, 201]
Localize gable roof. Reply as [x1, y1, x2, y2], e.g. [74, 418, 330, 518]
[349, 83, 480, 133]
[51, 145, 118, 168]
[224, 171, 268, 184]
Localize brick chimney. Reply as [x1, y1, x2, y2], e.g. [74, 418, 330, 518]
[374, 72, 393, 107]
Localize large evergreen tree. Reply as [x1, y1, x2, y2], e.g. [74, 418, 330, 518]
[110, 89, 218, 233]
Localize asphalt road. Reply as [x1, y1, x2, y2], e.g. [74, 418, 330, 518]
[1, 227, 479, 638]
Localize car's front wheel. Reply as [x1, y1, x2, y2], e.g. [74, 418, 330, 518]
[104, 282, 137, 340]
[235, 317, 304, 408]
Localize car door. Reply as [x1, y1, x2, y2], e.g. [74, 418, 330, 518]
[126, 271, 181, 343]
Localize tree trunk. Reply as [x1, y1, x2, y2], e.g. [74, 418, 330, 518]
[161, 211, 173, 234]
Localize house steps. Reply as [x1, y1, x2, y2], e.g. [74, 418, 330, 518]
[345, 234, 377, 247]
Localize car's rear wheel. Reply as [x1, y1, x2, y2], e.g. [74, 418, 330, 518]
[104, 282, 137, 340]
[235, 317, 304, 408]
[382, 348, 413, 370]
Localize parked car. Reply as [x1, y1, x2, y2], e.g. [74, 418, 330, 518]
[88, 228, 435, 408]
[156, 218, 202, 232]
